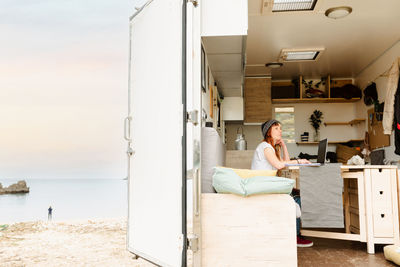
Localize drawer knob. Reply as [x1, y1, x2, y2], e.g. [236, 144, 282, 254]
[380, 191, 383, 195]
[381, 214, 385, 218]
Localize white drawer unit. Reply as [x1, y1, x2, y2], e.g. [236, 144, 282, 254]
[292, 165, 400, 254]
[366, 167, 400, 246]
[370, 169, 394, 237]
[373, 207, 394, 237]
[371, 169, 392, 208]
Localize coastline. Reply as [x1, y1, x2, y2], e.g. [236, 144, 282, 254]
[0, 218, 156, 267]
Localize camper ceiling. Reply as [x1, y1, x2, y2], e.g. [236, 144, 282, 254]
[203, 36, 245, 98]
[246, 0, 400, 80]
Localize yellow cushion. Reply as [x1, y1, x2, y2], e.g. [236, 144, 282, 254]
[219, 167, 277, 179]
[384, 245, 400, 265]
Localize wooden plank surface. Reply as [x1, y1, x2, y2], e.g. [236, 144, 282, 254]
[344, 179, 351, 233]
[296, 139, 363, 145]
[201, 193, 297, 267]
[330, 79, 353, 88]
[364, 169, 375, 254]
[288, 165, 398, 170]
[301, 230, 360, 241]
[357, 172, 367, 242]
[244, 77, 271, 123]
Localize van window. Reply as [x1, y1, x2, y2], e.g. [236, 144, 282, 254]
[274, 107, 295, 143]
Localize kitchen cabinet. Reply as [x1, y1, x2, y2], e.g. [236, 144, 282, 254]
[244, 77, 272, 124]
[272, 75, 361, 104]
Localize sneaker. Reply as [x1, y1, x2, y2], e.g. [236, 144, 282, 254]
[297, 236, 313, 248]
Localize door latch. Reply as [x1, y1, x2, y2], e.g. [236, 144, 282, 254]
[187, 110, 199, 126]
[127, 147, 135, 156]
[187, 0, 198, 7]
[187, 234, 199, 252]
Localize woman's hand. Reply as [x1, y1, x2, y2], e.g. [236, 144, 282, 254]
[298, 158, 311, 164]
[276, 138, 286, 147]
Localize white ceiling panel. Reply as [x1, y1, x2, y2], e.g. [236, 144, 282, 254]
[246, 0, 400, 79]
[203, 35, 245, 97]
[207, 54, 243, 72]
[214, 72, 242, 88]
[202, 36, 243, 54]
[220, 88, 242, 97]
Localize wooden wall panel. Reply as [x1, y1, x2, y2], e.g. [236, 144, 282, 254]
[244, 77, 272, 123]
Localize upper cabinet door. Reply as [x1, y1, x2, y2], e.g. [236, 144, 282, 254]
[244, 77, 272, 123]
[127, 1, 186, 266]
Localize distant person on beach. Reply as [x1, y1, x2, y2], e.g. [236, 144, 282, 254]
[48, 206, 53, 221]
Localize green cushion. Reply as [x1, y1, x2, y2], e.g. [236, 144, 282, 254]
[212, 167, 245, 196]
[242, 175, 295, 195]
[212, 167, 294, 197]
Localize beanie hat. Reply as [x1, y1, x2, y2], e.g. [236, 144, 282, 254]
[261, 119, 280, 139]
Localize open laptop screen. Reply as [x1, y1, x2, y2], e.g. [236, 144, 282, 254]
[317, 138, 328, 164]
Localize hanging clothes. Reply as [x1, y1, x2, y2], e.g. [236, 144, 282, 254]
[383, 58, 400, 134]
[394, 77, 400, 155]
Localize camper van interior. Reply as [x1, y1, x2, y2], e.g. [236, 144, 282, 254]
[128, 0, 400, 266]
[199, 0, 400, 266]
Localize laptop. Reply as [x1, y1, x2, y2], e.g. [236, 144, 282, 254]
[285, 138, 328, 167]
[316, 138, 328, 164]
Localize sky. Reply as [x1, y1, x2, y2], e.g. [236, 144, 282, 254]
[0, 1, 138, 179]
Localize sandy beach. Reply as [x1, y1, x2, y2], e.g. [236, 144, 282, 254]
[0, 219, 156, 267]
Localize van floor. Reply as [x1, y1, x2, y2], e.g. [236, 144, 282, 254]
[297, 237, 396, 266]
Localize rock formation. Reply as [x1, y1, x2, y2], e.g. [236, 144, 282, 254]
[0, 180, 29, 194]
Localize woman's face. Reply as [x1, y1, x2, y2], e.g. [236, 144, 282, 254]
[270, 124, 282, 141]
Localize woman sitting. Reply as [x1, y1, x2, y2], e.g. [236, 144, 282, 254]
[251, 119, 314, 248]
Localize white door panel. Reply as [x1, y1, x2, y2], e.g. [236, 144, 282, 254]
[128, 1, 185, 266]
[186, 2, 202, 266]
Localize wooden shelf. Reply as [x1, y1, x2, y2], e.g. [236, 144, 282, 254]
[272, 98, 361, 104]
[272, 75, 360, 104]
[296, 139, 364, 145]
[324, 119, 365, 126]
[349, 119, 366, 125]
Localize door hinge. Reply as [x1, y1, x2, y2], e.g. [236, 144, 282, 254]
[187, 0, 198, 7]
[187, 110, 199, 126]
[187, 234, 199, 252]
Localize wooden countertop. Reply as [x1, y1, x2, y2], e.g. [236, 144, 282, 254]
[288, 165, 398, 170]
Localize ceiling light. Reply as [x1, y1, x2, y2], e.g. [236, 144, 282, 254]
[325, 6, 352, 19]
[278, 48, 325, 62]
[265, 62, 283, 68]
[286, 51, 318, 61]
[272, 0, 317, 12]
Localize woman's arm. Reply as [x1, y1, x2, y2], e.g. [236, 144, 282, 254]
[264, 147, 311, 170]
[279, 140, 290, 161]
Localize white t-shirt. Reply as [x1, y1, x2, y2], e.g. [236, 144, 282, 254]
[251, 141, 277, 170]
[251, 142, 301, 218]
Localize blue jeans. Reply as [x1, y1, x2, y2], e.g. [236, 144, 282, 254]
[293, 195, 301, 236]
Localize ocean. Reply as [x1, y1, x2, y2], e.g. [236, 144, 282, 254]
[0, 179, 127, 223]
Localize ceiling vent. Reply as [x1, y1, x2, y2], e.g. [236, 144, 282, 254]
[262, 0, 318, 13]
[278, 48, 325, 62]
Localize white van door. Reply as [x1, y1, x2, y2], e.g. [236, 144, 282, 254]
[126, 0, 193, 266]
